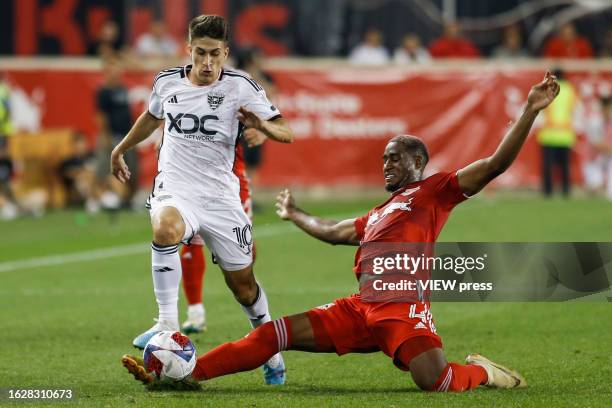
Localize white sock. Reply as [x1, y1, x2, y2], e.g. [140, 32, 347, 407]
[241, 283, 271, 328]
[151, 242, 181, 327]
[243, 284, 283, 368]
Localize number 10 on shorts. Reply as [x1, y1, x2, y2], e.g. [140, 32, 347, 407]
[233, 225, 253, 253]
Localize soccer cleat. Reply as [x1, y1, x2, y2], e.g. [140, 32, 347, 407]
[132, 319, 179, 350]
[465, 353, 527, 389]
[122, 354, 154, 385]
[262, 353, 286, 385]
[182, 306, 207, 334]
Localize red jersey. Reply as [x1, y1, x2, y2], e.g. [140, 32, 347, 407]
[232, 142, 251, 205]
[543, 36, 594, 59]
[428, 38, 480, 58]
[353, 172, 467, 279]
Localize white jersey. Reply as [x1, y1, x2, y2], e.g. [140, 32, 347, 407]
[146, 65, 280, 206]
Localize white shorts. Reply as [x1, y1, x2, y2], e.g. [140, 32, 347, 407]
[148, 192, 253, 271]
[190, 197, 252, 246]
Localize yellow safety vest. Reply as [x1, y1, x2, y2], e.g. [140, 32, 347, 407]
[0, 82, 12, 135]
[537, 79, 576, 147]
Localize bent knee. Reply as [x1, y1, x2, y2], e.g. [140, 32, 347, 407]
[405, 345, 447, 391]
[412, 371, 440, 391]
[152, 212, 185, 245]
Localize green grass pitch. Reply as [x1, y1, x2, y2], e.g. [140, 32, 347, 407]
[1, 195, 611, 407]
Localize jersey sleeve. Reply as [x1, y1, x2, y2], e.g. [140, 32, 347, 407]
[148, 83, 163, 119]
[431, 171, 469, 209]
[238, 79, 281, 121]
[353, 212, 370, 241]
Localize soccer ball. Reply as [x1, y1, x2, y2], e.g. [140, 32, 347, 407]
[143, 331, 196, 381]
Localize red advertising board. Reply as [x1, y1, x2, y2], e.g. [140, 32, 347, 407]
[4, 66, 611, 188]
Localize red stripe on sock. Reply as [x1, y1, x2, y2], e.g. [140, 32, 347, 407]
[430, 363, 487, 392]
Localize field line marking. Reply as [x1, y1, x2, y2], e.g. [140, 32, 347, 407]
[0, 212, 360, 273]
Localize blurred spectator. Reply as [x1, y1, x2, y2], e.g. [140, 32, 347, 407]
[134, 20, 180, 58]
[0, 73, 12, 147]
[58, 132, 97, 208]
[0, 140, 18, 220]
[349, 29, 389, 65]
[88, 21, 125, 60]
[393, 34, 431, 64]
[0, 73, 17, 219]
[600, 28, 612, 57]
[95, 58, 136, 209]
[542, 23, 594, 59]
[583, 97, 612, 199]
[429, 21, 480, 58]
[492, 25, 529, 58]
[537, 69, 577, 197]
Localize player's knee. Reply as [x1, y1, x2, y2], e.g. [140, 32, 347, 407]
[152, 217, 184, 246]
[410, 360, 446, 391]
[411, 370, 438, 391]
[405, 346, 447, 391]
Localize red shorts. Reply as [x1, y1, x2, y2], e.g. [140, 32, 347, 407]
[306, 294, 442, 370]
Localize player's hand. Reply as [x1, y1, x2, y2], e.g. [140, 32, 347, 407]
[275, 189, 296, 220]
[238, 107, 264, 131]
[526, 71, 560, 112]
[243, 128, 267, 147]
[110, 148, 131, 183]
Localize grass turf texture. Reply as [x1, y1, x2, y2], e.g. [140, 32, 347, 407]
[1, 195, 611, 407]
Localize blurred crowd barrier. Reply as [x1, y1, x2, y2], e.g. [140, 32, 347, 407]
[1, 58, 611, 202]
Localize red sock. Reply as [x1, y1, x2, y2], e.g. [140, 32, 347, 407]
[430, 363, 488, 392]
[180, 244, 205, 305]
[192, 317, 291, 381]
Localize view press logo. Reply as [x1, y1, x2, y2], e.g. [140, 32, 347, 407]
[358, 243, 612, 303]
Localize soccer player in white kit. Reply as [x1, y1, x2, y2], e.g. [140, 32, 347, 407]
[110, 15, 293, 385]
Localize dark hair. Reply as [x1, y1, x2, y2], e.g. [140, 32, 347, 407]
[189, 15, 229, 43]
[389, 135, 429, 166]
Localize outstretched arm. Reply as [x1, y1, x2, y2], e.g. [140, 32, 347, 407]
[110, 111, 162, 183]
[457, 72, 560, 196]
[238, 107, 293, 144]
[276, 189, 360, 246]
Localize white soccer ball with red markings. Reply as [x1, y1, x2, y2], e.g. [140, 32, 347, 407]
[143, 331, 196, 381]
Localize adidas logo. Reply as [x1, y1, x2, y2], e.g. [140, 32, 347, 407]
[414, 322, 427, 330]
[154, 267, 174, 273]
[168, 95, 178, 104]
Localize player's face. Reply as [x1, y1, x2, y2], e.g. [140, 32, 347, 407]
[188, 37, 229, 86]
[382, 142, 421, 192]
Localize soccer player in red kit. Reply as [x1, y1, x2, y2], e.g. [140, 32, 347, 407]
[123, 73, 559, 392]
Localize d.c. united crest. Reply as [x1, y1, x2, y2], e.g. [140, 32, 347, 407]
[207, 92, 225, 110]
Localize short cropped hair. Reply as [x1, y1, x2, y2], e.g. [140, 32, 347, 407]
[389, 134, 429, 166]
[189, 15, 229, 43]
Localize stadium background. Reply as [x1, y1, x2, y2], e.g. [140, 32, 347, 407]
[1, 1, 611, 407]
